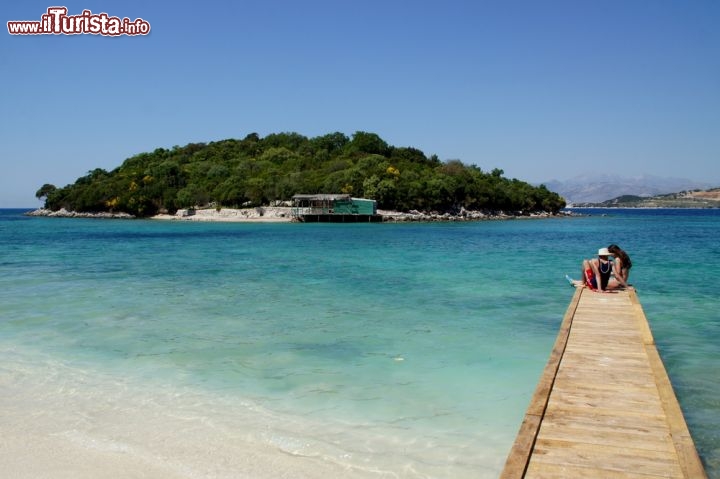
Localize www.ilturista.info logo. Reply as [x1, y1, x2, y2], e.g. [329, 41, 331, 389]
[7, 7, 150, 36]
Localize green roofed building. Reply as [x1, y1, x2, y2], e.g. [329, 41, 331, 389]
[291, 194, 382, 222]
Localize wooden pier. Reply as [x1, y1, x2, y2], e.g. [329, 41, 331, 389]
[501, 287, 707, 478]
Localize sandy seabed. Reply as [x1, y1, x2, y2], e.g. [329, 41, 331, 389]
[1, 347, 507, 479]
[0, 350, 394, 479]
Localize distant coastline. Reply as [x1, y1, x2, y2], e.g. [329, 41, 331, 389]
[569, 206, 720, 210]
[569, 188, 720, 209]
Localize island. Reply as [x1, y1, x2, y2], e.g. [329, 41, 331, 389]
[32, 131, 566, 219]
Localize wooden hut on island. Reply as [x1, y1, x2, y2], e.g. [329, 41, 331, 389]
[291, 194, 382, 222]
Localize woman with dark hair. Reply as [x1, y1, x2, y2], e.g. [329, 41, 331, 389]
[607, 244, 632, 289]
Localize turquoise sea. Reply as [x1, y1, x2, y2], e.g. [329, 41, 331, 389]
[1, 208, 718, 478]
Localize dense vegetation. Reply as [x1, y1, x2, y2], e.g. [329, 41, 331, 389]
[36, 131, 565, 217]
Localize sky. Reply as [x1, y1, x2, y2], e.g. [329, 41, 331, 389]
[2, 0, 719, 207]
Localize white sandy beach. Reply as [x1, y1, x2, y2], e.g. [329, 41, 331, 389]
[151, 207, 293, 223]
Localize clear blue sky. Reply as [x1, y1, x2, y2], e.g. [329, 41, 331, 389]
[2, 0, 719, 207]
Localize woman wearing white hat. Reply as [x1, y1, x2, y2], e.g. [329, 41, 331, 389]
[581, 247, 614, 292]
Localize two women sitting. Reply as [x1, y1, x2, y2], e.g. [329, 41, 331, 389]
[578, 244, 632, 293]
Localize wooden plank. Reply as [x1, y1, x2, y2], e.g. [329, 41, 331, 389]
[500, 288, 707, 478]
[525, 287, 581, 417]
[632, 291, 708, 479]
[501, 415, 543, 479]
[528, 438, 684, 478]
[542, 406, 670, 431]
[538, 416, 673, 451]
[545, 390, 666, 416]
[499, 287, 582, 479]
[519, 462, 675, 479]
[550, 377, 658, 398]
[628, 288, 656, 345]
[537, 421, 674, 453]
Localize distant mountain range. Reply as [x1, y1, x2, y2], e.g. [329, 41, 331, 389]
[542, 174, 717, 205]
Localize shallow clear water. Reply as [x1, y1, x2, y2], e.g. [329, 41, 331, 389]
[1, 208, 718, 477]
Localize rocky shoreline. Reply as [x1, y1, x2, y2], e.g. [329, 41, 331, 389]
[25, 208, 136, 219]
[25, 207, 575, 222]
[378, 208, 573, 222]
